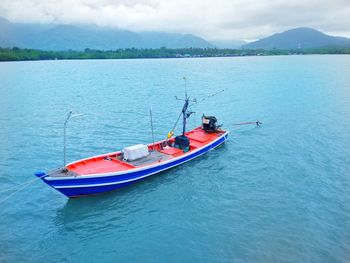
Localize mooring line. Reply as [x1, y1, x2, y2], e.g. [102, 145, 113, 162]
[0, 174, 46, 205]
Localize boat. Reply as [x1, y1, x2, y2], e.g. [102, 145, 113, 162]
[35, 87, 229, 198]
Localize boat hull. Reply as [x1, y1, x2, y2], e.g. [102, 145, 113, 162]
[41, 132, 228, 197]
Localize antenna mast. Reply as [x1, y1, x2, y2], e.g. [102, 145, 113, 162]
[169, 77, 224, 139]
[180, 77, 194, 136]
[149, 105, 155, 150]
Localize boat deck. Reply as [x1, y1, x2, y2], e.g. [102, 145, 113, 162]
[67, 157, 135, 175]
[47, 168, 79, 178]
[123, 150, 172, 166]
[49, 127, 224, 177]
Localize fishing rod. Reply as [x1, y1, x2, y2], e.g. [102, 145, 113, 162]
[233, 120, 262, 127]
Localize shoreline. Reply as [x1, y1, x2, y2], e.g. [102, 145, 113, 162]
[1, 47, 349, 62]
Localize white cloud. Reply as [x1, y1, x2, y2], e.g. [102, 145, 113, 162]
[0, 0, 349, 40]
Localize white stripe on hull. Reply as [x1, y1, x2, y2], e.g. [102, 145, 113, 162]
[52, 133, 228, 189]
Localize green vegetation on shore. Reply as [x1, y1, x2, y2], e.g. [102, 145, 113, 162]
[1, 46, 349, 61]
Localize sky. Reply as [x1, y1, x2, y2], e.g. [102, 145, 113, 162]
[0, 0, 349, 41]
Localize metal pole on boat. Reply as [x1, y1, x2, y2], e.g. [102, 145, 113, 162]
[182, 98, 189, 136]
[149, 105, 155, 151]
[183, 76, 187, 99]
[182, 76, 188, 136]
[172, 77, 195, 137]
[63, 111, 83, 168]
[64, 111, 72, 168]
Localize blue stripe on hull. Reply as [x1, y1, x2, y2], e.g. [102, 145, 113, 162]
[57, 181, 135, 197]
[44, 133, 228, 197]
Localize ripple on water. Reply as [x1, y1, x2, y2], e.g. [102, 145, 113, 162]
[0, 56, 350, 263]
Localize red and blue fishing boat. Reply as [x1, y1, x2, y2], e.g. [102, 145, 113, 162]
[35, 87, 229, 198]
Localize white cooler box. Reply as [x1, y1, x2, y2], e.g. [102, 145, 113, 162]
[122, 144, 149, 161]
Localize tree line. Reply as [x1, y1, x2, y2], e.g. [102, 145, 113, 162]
[1, 46, 349, 61]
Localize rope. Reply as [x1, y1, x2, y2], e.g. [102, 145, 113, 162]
[166, 110, 183, 139]
[0, 176, 42, 194]
[191, 89, 225, 106]
[0, 174, 46, 205]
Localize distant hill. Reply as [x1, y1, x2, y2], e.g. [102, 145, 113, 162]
[0, 17, 213, 50]
[210, 39, 247, 49]
[243, 27, 350, 49]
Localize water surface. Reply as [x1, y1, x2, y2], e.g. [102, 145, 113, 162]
[0, 55, 350, 262]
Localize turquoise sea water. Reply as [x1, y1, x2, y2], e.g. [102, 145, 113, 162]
[0, 55, 350, 262]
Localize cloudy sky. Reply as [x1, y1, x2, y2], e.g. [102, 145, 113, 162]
[0, 0, 349, 40]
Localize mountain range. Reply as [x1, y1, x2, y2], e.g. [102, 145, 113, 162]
[1, 16, 350, 50]
[0, 17, 213, 50]
[243, 27, 350, 49]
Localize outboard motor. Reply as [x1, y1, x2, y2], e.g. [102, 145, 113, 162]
[202, 115, 219, 133]
[174, 135, 190, 152]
